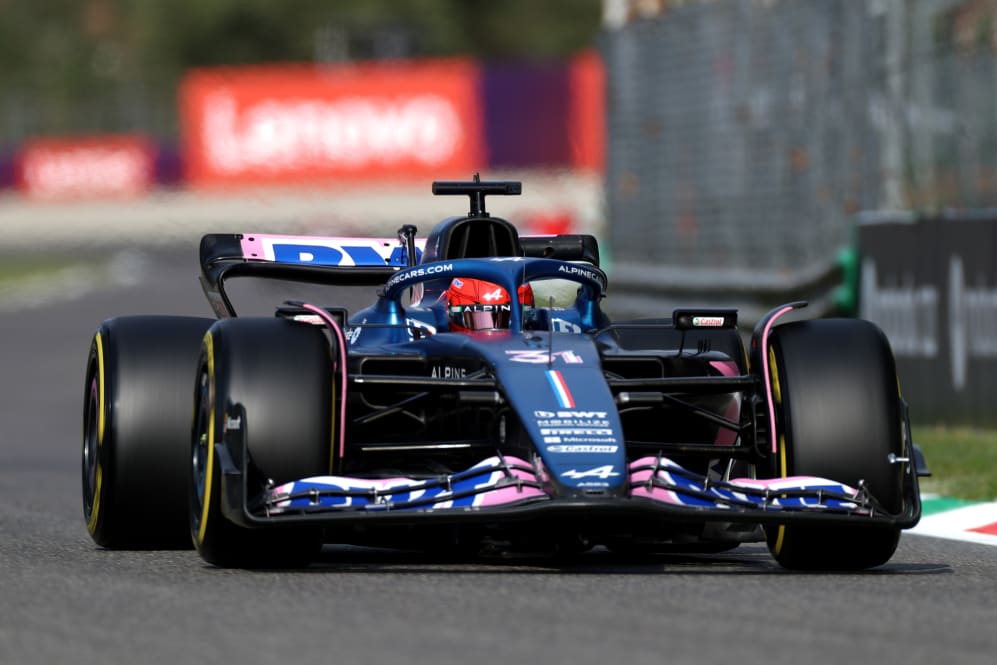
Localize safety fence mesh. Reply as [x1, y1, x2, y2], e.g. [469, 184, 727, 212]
[602, 0, 997, 314]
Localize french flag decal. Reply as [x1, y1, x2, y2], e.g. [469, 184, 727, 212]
[546, 370, 576, 408]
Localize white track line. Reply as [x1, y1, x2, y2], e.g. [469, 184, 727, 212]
[909, 501, 997, 546]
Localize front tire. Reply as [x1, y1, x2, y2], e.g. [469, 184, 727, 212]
[765, 318, 904, 570]
[82, 316, 214, 548]
[190, 318, 334, 568]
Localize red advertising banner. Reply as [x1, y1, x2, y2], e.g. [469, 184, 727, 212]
[180, 59, 484, 187]
[16, 135, 155, 199]
[568, 50, 606, 172]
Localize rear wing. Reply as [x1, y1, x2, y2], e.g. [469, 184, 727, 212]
[199, 233, 420, 318]
[200, 230, 601, 318]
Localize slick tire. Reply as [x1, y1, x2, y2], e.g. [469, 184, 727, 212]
[82, 316, 214, 549]
[764, 318, 904, 571]
[190, 317, 333, 568]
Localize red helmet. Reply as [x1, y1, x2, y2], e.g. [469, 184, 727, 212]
[446, 278, 534, 332]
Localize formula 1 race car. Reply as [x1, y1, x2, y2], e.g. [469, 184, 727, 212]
[82, 177, 926, 570]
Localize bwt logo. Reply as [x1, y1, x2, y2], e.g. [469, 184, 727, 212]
[534, 410, 608, 419]
[268, 242, 418, 267]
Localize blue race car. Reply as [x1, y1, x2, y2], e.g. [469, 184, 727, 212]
[82, 177, 926, 569]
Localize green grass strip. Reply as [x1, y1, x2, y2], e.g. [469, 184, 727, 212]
[0, 256, 72, 286]
[920, 495, 982, 516]
[913, 425, 997, 501]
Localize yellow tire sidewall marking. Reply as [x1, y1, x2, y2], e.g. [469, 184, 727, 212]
[197, 331, 216, 545]
[768, 345, 788, 555]
[768, 345, 782, 406]
[86, 332, 106, 534]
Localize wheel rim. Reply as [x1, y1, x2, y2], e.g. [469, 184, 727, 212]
[190, 368, 211, 534]
[82, 373, 100, 521]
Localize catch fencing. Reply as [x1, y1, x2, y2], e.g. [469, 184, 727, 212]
[601, 0, 997, 323]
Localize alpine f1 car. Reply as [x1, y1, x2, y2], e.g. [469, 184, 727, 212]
[82, 177, 927, 569]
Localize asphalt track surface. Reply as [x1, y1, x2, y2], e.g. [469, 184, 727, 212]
[1, 247, 995, 665]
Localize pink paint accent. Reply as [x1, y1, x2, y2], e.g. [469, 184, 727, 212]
[301, 303, 350, 462]
[629, 456, 681, 470]
[240, 235, 266, 259]
[728, 476, 857, 492]
[628, 457, 686, 504]
[715, 398, 740, 446]
[271, 456, 547, 510]
[238, 234, 427, 261]
[629, 486, 685, 505]
[710, 360, 742, 446]
[475, 466, 548, 506]
[628, 467, 685, 505]
[761, 305, 797, 455]
[709, 360, 739, 377]
[626, 456, 860, 507]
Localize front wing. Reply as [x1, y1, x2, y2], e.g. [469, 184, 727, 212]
[216, 444, 921, 532]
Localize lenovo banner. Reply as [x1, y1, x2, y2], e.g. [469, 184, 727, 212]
[16, 135, 155, 199]
[858, 212, 997, 425]
[180, 59, 483, 187]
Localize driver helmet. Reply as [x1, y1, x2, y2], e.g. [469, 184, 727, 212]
[446, 278, 534, 332]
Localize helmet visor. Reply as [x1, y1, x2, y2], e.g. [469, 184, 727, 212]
[449, 304, 513, 331]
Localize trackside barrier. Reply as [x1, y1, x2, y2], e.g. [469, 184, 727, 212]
[857, 210, 997, 426]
